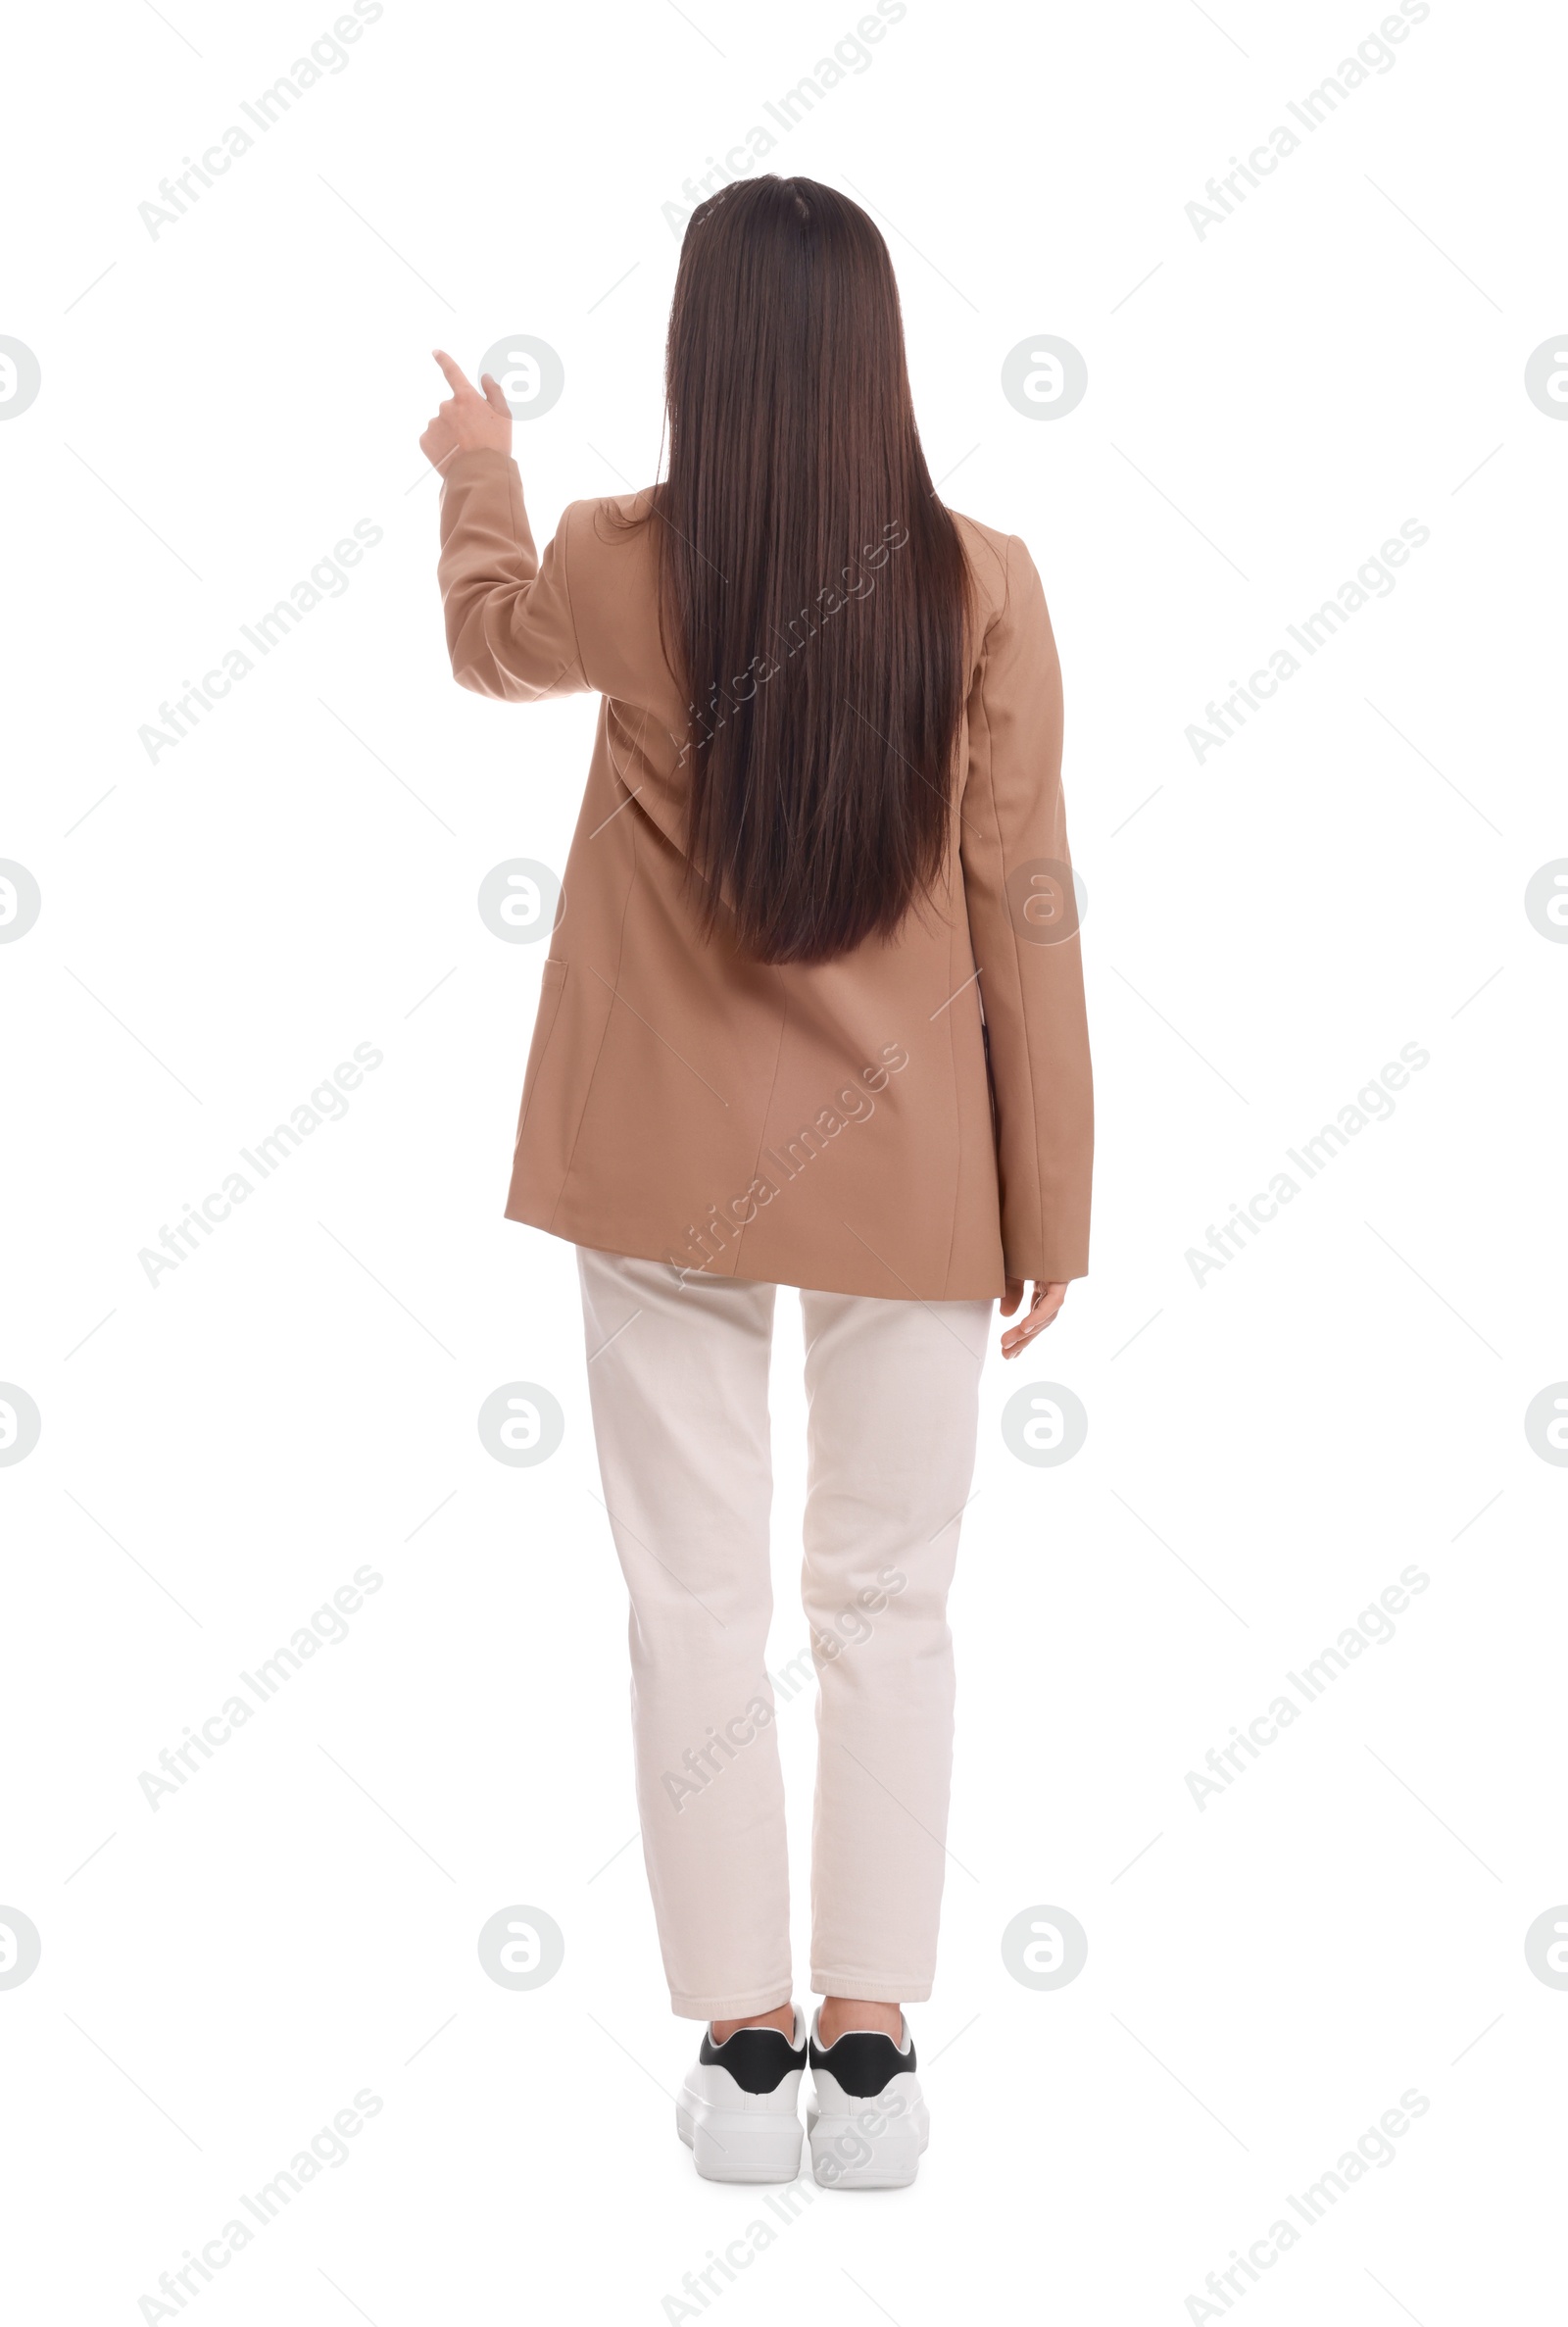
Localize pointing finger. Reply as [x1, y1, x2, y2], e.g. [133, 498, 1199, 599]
[432, 347, 475, 397]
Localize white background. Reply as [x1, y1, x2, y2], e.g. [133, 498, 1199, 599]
[3, 0, 1565, 2319]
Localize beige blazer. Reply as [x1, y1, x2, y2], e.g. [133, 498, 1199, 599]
[437, 448, 1092, 1301]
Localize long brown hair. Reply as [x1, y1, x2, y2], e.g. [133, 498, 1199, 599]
[652, 175, 969, 966]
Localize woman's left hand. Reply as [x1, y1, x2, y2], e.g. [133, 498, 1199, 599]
[1000, 1278, 1068, 1359]
[419, 349, 512, 467]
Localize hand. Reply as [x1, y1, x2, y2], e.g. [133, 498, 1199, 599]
[419, 348, 512, 467]
[1000, 1277, 1068, 1359]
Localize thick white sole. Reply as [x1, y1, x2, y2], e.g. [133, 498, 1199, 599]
[677, 2094, 805, 2184]
[807, 2079, 929, 2190]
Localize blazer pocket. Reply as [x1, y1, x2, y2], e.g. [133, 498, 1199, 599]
[517, 957, 569, 1137]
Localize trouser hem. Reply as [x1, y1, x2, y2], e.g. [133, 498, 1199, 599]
[669, 1981, 794, 2021]
[810, 1969, 933, 2004]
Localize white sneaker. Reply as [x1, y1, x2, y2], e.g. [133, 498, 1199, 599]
[676, 2008, 807, 2183]
[807, 2008, 929, 2189]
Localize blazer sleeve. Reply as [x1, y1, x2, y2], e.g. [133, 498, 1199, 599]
[435, 448, 591, 701]
[959, 533, 1094, 1282]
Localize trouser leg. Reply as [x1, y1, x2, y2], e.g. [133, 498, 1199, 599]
[576, 1247, 791, 2020]
[798, 1287, 991, 2003]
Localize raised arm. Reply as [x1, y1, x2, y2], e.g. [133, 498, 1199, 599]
[959, 533, 1094, 1329]
[421, 350, 589, 703]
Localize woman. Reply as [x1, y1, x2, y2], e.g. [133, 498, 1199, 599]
[420, 175, 1092, 2190]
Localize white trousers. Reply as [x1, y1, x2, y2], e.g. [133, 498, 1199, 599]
[576, 1247, 990, 2019]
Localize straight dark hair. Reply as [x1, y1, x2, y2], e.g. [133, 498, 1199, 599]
[649, 175, 970, 966]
